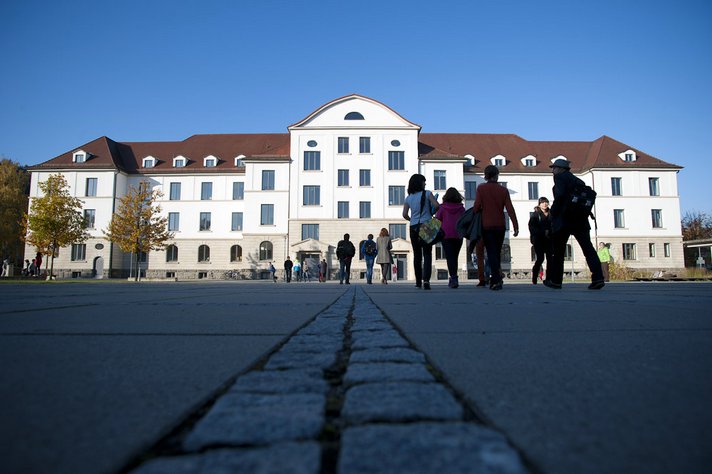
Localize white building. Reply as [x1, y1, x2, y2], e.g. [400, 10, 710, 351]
[26, 94, 684, 280]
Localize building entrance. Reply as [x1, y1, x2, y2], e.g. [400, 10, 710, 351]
[394, 254, 408, 280]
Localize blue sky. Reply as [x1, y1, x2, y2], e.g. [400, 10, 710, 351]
[1, 0, 710, 215]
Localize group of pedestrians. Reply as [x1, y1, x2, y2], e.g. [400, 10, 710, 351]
[334, 229, 395, 285]
[281, 256, 328, 283]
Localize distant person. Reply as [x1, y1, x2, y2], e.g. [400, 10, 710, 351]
[284, 256, 293, 282]
[435, 187, 466, 288]
[528, 197, 552, 285]
[403, 173, 439, 290]
[361, 234, 378, 284]
[29, 258, 37, 277]
[473, 165, 519, 291]
[35, 252, 43, 277]
[598, 242, 612, 282]
[376, 228, 393, 284]
[293, 261, 301, 282]
[320, 259, 327, 282]
[544, 159, 604, 290]
[336, 233, 356, 284]
[1, 258, 9, 278]
[22, 259, 31, 277]
[303, 262, 311, 282]
[269, 262, 277, 282]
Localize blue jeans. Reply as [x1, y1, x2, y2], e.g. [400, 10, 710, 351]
[365, 257, 375, 283]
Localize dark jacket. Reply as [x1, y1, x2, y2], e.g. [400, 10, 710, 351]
[551, 170, 591, 233]
[528, 208, 551, 245]
[336, 240, 356, 260]
[284, 259, 293, 270]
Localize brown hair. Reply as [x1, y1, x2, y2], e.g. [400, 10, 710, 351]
[442, 187, 463, 203]
[379, 227, 389, 237]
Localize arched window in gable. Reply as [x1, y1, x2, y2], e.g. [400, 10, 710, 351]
[345, 112, 365, 120]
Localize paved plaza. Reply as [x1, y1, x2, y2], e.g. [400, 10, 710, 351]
[0, 280, 710, 473]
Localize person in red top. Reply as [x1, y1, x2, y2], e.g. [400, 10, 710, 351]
[473, 165, 519, 290]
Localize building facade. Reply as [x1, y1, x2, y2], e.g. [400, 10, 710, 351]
[26, 94, 685, 280]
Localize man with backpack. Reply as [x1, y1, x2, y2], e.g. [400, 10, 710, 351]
[544, 159, 605, 290]
[360, 234, 378, 284]
[336, 233, 356, 285]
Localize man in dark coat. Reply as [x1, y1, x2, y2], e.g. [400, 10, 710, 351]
[336, 233, 356, 284]
[284, 256, 293, 283]
[544, 159, 605, 290]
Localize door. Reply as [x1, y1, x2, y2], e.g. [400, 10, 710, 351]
[93, 256, 104, 279]
[394, 254, 407, 280]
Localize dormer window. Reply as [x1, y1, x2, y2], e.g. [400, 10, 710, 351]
[73, 150, 87, 163]
[142, 157, 157, 168]
[490, 155, 506, 167]
[234, 155, 246, 167]
[203, 156, 217, 168]
[618, 150, 637, 162]
[521, 155, 536, 167]
[173, 156, 187, 168]
[464, 154, 475, 166]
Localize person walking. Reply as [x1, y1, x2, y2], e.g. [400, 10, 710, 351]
[598, 242, 612, 282]
[473, 165, 519, 291]
[361, 234, 378, 284]
[319, 259, 328, 282]
[303, 261, 311, 282]
[403, 174, 440, 290]
[284, 256, 293, 282]
[435, 187, 465, 288]
[544, 159, 605, 290]
[336, 233, 356, 284]
[528, 197, 553, 284]
[293, 260, 301, 282]
[269, 262, 277, 282]
[376, 228, 393, 284]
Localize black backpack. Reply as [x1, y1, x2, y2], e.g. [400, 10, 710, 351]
[567, 183, 597, 219]
[336, 242, 345, 259]
[364, 240, 377, 257]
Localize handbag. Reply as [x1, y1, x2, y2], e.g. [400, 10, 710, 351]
[418, 217, 444, 245]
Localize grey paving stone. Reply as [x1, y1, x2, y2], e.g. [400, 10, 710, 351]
[132, 442, 321, 474]
[279, 334, 342, 354]
[183, 393, 325, 450]
[229, 369, 328, 395]
[342, 382, 462, 424]
[350, 331, 409, 350]
[351, 319, 392, 332]
[343, 362, 434, 386]
[338, 422, 527, 474]
[349, 347, 426, 364]
[297, 319, 345, 335]
[265, 350, 338, 370]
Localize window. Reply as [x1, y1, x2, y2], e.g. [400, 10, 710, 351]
[231, 212, 243, 231]
[494, 158, 504, 167]
[359, 169, 371, 186]
[359, 201, 371, 218]
[259, 241, 273, 260]
[233, 182, 244, 200]
[388, 151, 405, 170]
[302, 224, 319, 240]
[169, 182, 181, 200]
[173, 157, 186, 168]
[234, 156, 245, 167]
[434, 170, 446, 190]
[303, 186, 320, 206]
[345, 112, 364, 120]
[664, 243, 671, 257]
[304, 151, 321, 171]
[198, 245, 210, 262]
[204, 157, 216, 168]
[85, 178, 97, 197]
[338, 169, 349, 187]
[624, 153, 634, 162]
[262, 170, 275, 190]
[73, 152, 86, 163]
[168, 212, 180, 231]
[338, 201, 349, 218]
[261, 204, 274, 225]
[359, 137, 371, 154]
[651, 209, 663, 228]
[528, 182, 539, 200]
[623, 243, 637, 260]
[338, 137, 349, 154]
[389, 186, 405, 205]
[611, 177, 622, 196]
[389, 224, 407, 240]
[465, 182, 477, 200]
[435, 243, 445, 260]
[649, 177, 660, 196]
[166, 245, 178, 262]
[649, 243, 656, 257]
[564, 244, 573, 262]
[201, 182, 212, 200]
[142, 157, 156, 168]
[524, 158, 535, 167]
[71, 244, 86, 261]
[199, 212, 211, 231]
[614, 209, 625, 228]
[83, 209, 95, 229]
[230, 245, 242, 262]
[138, 251, 147, 263]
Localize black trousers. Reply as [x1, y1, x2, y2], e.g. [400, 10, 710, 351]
[532, 238, 552, 279]
[549, 227, 604, 285]
[409, 225, 433, 284]
[441, 238, 463, 278]
[482, 228, 505, 286]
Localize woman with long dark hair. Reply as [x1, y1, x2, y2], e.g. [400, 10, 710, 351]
[402, 174, 440, 289]
[528, 197, 552, 284]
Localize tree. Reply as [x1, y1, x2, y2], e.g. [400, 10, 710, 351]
[24, 173, 89, 279]
[0, 158, 30, 265]
[104, 181, 174, 281]
[681, 211, 712, 241]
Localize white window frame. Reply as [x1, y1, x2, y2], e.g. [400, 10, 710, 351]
[73, 150, 87, 163]
[173, 156, 187, 168]
[203, 156, 218, 168]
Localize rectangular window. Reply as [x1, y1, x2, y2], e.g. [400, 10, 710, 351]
[338, 201, 349, 219]
[388, 151, 405, 170]
[389, 186, 405, 205]
[649, 177, 660, 196]
[664, 242, 671, 257]
[525, 158, 535, 167]
[232, 182, 244, 200]
[465, 182, 477, 200]
[303, 185, 320, 206]
[201, 182, 212, 200]
[435, 243, 445, 260]
[71, 244, 86, 261]
[85, 178, 97, 197]
[614, 209, 625, 228]
[359, 169, 371, 186]
[359, 137, 371, 154]
[83, 209, 95, 229]
[262, 170, 275, 190]
[359, 201, 371, 218]
[302, 224, 319, 240]
[434, 170, 446, 190]
[261, 204, 274, 225]
[231, 212, 243, 231]
[304, 151, 321, 171]
[205, 158, 216, 168]
[338, 137, 349, 154]
[649, 243, 656, 257]
[623, 243, 637, 260]
[168, 212, 180, 231]
[611, 177, 622, 196]
[389, 223, 407, 240]
[199, 212, 211, 231]
[651, 209, 663, 228]
[338, 169, 350, 186]
[528, 182, 539, 200]
[169, 182, 181, 200]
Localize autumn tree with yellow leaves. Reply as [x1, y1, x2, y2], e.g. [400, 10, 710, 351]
[0, 158, 30, 265]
